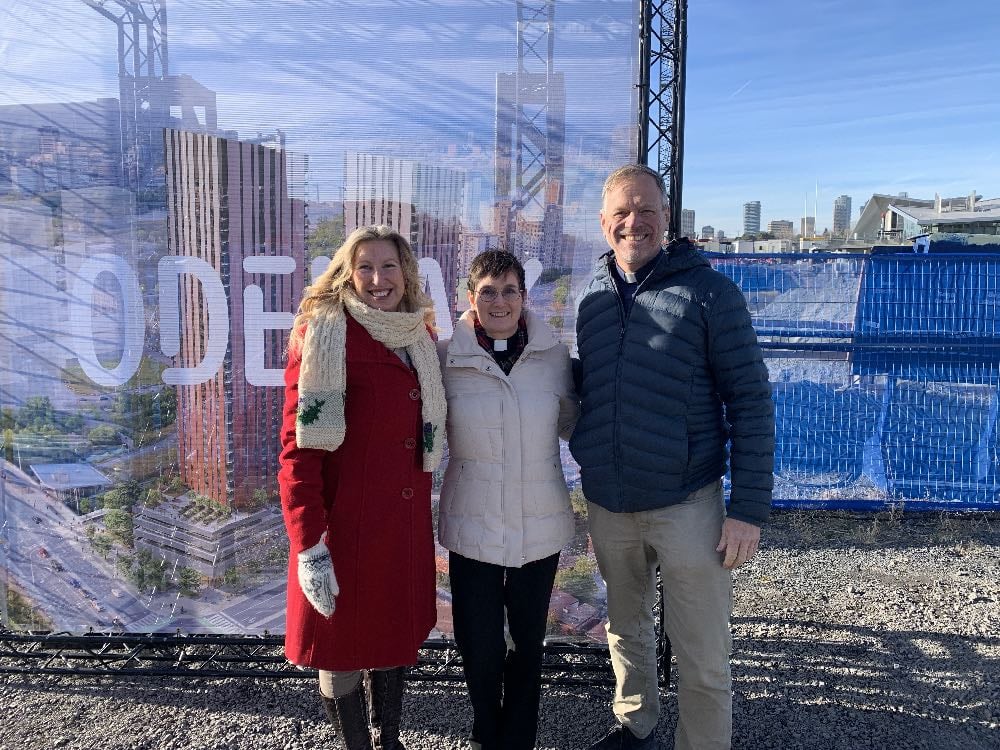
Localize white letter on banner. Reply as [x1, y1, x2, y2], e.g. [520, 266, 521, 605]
[158, 256, 230, 385]
[523, 258, 542, 293]
[243, 255, 295, 387]
[70, 254, 144, 386]
[418, 257, 453, 340]
[311, 256, 331, 283]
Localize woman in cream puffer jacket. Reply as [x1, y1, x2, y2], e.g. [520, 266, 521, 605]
[439, 306, 577, 566]
[438, 250, 577, 750]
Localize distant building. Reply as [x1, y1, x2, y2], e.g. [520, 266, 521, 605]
[344, 152, 465, 316]
[716, 228, 726, 241]
[163, 129, 307, 508]
[30, 463, 112, 506]
[886, 194, 1000, 237]
[681, 209, 696, 238]
[0, 200, 75, 408]
[729, 238, 794, 254]
[700, 225, 715, 239]
[134, 495, 284, 577]
[767, 219, 795, 240]
[742, 201, 761, 235]
[458, 230, 495, 278]
[853, 192, 990, 242]
[0, 98, 122, 195]
[833, 195, 852, 236]
[800, 216, 816, 237]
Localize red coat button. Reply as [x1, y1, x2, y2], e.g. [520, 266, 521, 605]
[401, 488, 414, 499]
[404, 437, 417, 449]
[408, 388, 420, 400]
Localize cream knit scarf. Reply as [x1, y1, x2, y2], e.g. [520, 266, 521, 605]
[295, 291, 446, 472]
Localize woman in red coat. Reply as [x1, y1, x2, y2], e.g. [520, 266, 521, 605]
[279, 224, 445, 750]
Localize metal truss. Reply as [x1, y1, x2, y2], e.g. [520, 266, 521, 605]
[638, 0, 687, 240]
[495, 1, 565, 260]
[0, 631, 619, 686]
[78, 0, 170, 191]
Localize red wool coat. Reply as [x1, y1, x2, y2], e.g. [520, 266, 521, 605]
[279, 316, 437, 671]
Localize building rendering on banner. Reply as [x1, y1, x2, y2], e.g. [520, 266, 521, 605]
[680, 209, 696, 238]
[743, 201, 761, 235]
[833, 194, 852, 237]
[163, 128, 307, 509]
[343, 152, 465, 316]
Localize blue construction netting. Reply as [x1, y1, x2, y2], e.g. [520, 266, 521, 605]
[708, 245, 1000, 510]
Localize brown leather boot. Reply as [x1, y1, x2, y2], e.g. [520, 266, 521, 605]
[367, 667, 407, 750]
[320, 682, 374, 750]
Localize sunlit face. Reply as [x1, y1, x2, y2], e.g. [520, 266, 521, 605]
[468, 270, 524, 340]
[600, 174, 669, 272]
[351, 240, 405, 312]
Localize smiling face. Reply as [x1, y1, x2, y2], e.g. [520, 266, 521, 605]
[468, 270, 523, 339]
[600, 173, 669, 272]
[351, 239, 405, 312]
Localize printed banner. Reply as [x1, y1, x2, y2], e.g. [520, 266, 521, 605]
[0, 0, 637, 637]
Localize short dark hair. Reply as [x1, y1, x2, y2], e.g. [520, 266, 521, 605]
[467, 250, 526, 292]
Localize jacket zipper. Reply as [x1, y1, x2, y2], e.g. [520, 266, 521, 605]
[607, 255, 660, 512]
[608, 266, 628, 511]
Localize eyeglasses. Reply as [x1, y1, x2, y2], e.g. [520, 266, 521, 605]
[474, 286, 523, 302]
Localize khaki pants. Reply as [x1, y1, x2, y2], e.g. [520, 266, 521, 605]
[588, 480, 733, 750]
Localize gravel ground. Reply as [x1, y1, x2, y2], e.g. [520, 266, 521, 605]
[2, 509, 998, 749]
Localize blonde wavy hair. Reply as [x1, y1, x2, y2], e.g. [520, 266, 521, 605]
[289, 224, 434, 353]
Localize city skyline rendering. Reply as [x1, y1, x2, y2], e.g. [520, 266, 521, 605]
[5, 1, 999, 239]
[1, 1, 634, 218]
[0, 0, 637, 635]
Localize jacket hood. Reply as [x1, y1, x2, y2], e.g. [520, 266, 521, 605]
[595, 237, 709, 285]
[446, 308, 560, 359]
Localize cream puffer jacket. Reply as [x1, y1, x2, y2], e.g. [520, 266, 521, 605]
[438, 309, 578, 568]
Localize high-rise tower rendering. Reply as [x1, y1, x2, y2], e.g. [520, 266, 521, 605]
[743, 201, 761, 236]
[833, 195, 852, 237]
[343, 152, 465, 316]
[163, 129, 306, 508]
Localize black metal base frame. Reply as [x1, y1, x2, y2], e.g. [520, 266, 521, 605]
[0, 631, 621, 687]
[0, 574, 671, 687]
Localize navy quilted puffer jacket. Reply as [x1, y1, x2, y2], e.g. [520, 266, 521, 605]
[570, 239, 775, 526]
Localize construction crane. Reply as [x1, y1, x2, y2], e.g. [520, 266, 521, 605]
[78, 0, 169, 192]
[494, 0, 565, 267]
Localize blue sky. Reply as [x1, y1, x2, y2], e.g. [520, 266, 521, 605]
[2, 1, 998, 239]
[684, 0, 1000, 235]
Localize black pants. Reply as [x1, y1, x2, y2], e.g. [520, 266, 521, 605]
[449, 550, 560, 750]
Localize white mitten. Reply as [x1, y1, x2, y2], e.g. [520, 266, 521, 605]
[296, 531, 339, 617]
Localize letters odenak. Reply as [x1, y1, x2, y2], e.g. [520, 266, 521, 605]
[67, 253, 504, 387]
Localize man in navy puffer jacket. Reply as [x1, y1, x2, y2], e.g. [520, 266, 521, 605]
[572, 164, 774, 750]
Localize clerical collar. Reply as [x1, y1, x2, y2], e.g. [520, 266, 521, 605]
[494, 339, 508, 352]
[614, 251, 662, 285]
